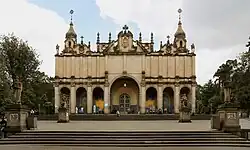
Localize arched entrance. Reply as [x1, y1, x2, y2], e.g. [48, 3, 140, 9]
[146, 87, 157, 113]
[60, 87, 70, 111]
[163, 87, 174, 114]
[93, 87, 104, 114]
[110, 76, 139, 114]
[76, 87, 87, 114]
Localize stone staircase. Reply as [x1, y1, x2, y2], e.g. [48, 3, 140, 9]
[0, 130, 249, 147]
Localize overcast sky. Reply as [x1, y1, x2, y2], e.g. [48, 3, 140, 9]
[0, 0, 249, 85]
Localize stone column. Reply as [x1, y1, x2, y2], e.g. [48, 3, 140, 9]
[140, 85, 146, 113]
[70, 83, 76, 114]
[157, 85, 163, 109]
[174, 84, 180, 113]
[54, 83, 60, 113]
[87, 84, 92, 114]
[191, 84, 196, 114]
[104, 85, 110, 114]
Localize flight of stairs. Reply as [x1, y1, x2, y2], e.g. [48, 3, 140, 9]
[0, 130, 249, 147]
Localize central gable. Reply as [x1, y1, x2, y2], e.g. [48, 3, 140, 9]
[102, 25, 152, 55]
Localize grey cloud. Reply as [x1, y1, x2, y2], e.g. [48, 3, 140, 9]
[182, 0, 250, 50]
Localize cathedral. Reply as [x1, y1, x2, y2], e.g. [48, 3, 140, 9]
[54, 10, 196, 115]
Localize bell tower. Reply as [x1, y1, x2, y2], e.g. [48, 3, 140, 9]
[64, 10, 77, 52]
[174, 9, 187, 53]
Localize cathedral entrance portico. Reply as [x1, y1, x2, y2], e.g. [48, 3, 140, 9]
[110, 77, 140, 114]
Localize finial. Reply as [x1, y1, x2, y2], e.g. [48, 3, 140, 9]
[97, 32, 100, 44]
[122, 25, 129, 32]
[56, 44, 59, 54]
[139, 32, 142, 42]
[160, 41, 163, 48]
[108, 32, 111, 42]
[150, 32, 154, 43]
[69, 9, 74, 25]
[178, 8, 182, 25]
[167, 35, 170, 45]
[80, 36, 84, 44]
[88, 41, 91, 48]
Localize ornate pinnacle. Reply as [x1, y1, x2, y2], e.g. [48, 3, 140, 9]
[108, 32, 111, 42]
[150, 33, 154, 43]
[139, 32, 142, 42]
[80, 36, 84, 45]
[167, 35, 170, 45]
[96, 32, 100, 44]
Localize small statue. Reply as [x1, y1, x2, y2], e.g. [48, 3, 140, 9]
[56, 44, 60, 54]
[180, 94, 189, 108]
[191, 43, 195, 53]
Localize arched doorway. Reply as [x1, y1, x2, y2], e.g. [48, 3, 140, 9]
[110, 77, 139, 114]
[146, 87, 157, 113]
[163, 87, 174, 114]
[93, 87, 104, 114]
[180, 87, 191, 104]
[76, 87, 87, 114]
[60, 87, 70, 111]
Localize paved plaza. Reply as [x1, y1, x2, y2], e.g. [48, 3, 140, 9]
[35, 119, 250, 131]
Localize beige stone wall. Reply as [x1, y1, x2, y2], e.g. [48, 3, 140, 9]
[55, 55, 195, 79]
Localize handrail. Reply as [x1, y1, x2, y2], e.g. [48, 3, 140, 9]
[240, 129, 250, 141]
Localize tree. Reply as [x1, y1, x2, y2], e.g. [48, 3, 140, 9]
[0, 34, 54, 111]
[0, 34, 40, 84]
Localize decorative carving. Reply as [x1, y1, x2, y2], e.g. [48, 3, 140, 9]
[122, 36, 129, 48]
[10, 113, 19, 121]
[71, 82, 76, 87]
[227, 112, 237, 120]
[54, 82, 59, 87]
[122, 71, 127, 75]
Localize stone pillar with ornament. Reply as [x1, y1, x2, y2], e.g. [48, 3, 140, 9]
[217, 81, 241, 132]
[179, 93, 192, 123]
[57, 103, 69, 123]
[5, 78, 29, 133]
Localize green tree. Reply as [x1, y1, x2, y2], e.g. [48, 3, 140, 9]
[0, 34, 54, 112]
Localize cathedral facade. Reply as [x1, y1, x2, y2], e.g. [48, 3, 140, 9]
[54, 11, 196, 114]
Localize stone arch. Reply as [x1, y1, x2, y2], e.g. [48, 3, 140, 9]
[110, 76, 140, 114]
[76, 87, 87, 114]
[146, 87, 157, 112]
[60, 87, 70, 111]
[109, 74, 141, 92]
[163, 87, 174, 114]
[92, 87, 104, 114]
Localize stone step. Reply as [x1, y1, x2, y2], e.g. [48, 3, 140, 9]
[14, 143, 250, 147]
[3, 137, 245, 141]
[9, 135, 240, 138]
[0, 140, 250, 145]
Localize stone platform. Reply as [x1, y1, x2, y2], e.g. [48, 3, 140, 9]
[37, 114, 212, 121]
[33, 119, 250, 131]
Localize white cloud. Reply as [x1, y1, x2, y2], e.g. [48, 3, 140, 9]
[0, 0, 68, 77]
[96, 0, 249, 85]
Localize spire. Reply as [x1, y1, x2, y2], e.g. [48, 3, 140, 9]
[66, 10, 77, 39]
[174, 8, 186, 38]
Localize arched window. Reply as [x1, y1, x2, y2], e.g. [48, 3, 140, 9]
[68, 41, 72, 47]
[180, 40, 183, 47]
